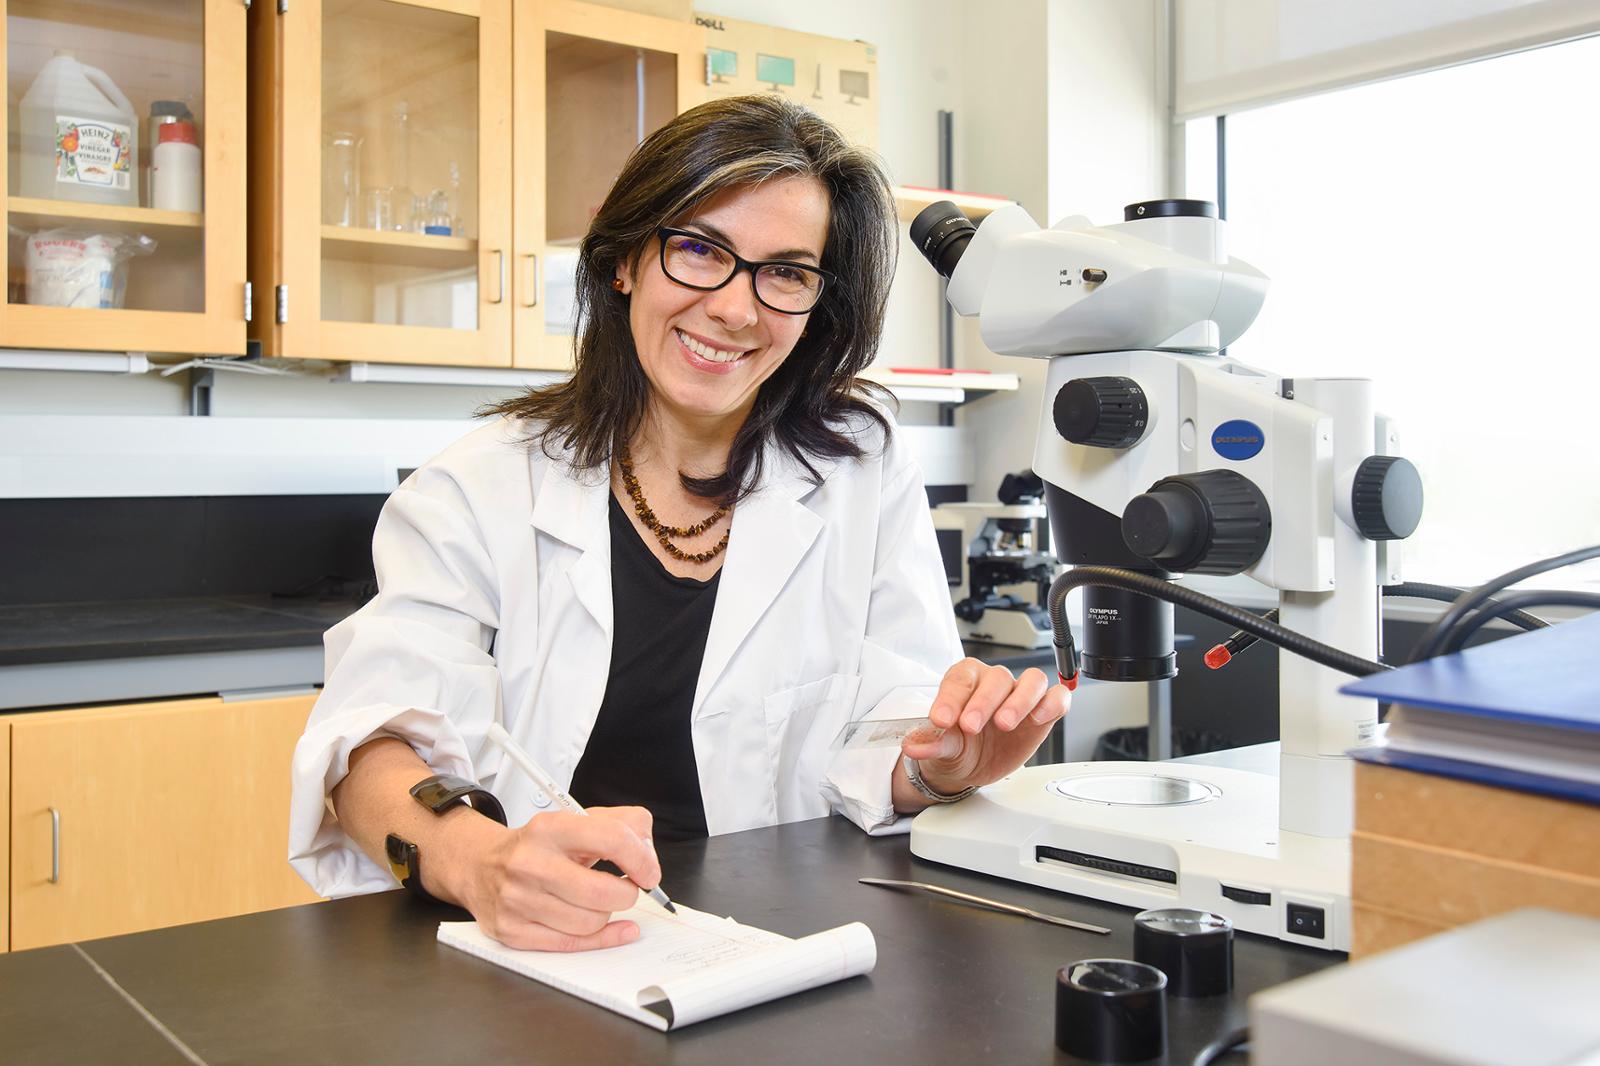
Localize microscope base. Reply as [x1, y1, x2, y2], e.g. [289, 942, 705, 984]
[910, 761, 1350, 951]
[956, 611, 1052, 650]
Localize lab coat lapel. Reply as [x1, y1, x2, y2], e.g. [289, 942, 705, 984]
[528, 457, 613, 637]
[692, 449, 832, 719]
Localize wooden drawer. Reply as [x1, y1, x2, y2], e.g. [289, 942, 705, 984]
[8, 694, 323, 951]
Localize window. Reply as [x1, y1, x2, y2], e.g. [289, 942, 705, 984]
[1189, 37, 1600, 591]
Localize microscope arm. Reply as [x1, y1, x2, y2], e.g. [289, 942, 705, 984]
[1045, 565, 1389, 690]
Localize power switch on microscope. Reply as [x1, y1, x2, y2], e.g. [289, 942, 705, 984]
[1286, 903, 1326, 940]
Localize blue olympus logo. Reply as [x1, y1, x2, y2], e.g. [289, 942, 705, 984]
[1212, 419, 1265, 461]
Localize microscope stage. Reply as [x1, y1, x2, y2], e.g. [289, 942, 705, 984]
[910, 761, 1351, 950]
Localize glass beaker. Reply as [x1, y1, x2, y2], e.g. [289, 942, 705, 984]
[363, 187, 393, 231]
[322, 130, 362, 227]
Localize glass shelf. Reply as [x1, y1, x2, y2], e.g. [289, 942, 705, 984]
[9, 197, 202, 236]
[320, 225, 477, 270]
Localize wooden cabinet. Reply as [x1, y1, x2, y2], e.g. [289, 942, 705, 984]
[512, 0, 703, 369]
[249, 0, 514, 367]
[0, 0, 248, 354]
[5, 693, 323, 952]
[250, 0, 702, 370]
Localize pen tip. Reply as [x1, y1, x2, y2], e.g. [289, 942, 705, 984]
[663, 900, 677, 914]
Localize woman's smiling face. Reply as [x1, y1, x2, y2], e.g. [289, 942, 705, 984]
[618, 175, 830, 432]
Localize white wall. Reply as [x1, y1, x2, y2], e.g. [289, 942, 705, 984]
[956, 0, 1166, 500]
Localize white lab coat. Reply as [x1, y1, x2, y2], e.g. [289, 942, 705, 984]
[288, 411, 963, 897]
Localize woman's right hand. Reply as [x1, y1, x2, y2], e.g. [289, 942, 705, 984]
[450, 805, 662, 952]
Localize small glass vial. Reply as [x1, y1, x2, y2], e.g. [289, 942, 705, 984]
[424, 188, 453, 236]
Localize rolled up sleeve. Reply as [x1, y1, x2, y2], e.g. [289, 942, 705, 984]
[288, 464, 504, 897]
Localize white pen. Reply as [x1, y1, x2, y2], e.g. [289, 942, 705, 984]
[485, 722, 677, 914]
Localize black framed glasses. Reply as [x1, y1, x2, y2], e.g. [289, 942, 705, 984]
[657, 227, 834, 315]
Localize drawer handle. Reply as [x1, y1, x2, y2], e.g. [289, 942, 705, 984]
[49, 807, 61, 884]
[522, 252, 540, 308]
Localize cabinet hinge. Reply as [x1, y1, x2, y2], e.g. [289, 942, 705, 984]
[275, 284, 289, 324]
[243, 281, 253, 323]
[278, 0, 288, 12]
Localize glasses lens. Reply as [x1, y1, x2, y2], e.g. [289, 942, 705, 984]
[662, 234, 734, 287]
[755, 263, 824, 313]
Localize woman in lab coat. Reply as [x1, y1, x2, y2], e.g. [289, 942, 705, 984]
[288, 95, 1070, 952]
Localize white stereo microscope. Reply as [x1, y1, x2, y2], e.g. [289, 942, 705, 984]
[906, 198, 1424, 951]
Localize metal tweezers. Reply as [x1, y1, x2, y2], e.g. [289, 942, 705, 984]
[859, 877, 1111, 935]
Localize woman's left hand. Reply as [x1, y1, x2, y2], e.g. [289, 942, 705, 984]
[900, 658, 1072, 799]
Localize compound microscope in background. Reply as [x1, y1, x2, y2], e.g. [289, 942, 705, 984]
[933, 471, 1056, 649]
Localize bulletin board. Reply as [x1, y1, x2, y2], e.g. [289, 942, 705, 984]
[693, 12, 879, 148]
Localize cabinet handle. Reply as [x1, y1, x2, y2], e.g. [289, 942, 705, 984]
[521, 253, 540, 308]
[49, 807, 61, 883]
[489, 249, 506, 305]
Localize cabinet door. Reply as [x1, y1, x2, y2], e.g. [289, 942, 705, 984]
[8, 694, 322, 952]
[0, 0, 246, 354]
[256, 0, 512, 366]
[512, 0, 703, 369]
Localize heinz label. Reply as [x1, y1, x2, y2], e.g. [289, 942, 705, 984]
[56, 116, 132, 189]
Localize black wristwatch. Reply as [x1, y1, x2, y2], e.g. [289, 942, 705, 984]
[385, 774, 509, 902]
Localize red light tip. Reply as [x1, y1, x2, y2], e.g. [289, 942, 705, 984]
[1204, 645, 1232, 670]
[1059, 672, 1079, 691]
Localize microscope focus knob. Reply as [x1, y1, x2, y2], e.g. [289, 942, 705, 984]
[1351, 455, 1424, 540]
[1053, 377, 1149, 448]
[1122, 470, 1271, 575]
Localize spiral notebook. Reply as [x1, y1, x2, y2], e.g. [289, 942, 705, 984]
[437, 895, 877, 1031]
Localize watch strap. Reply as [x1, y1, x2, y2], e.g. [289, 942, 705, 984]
[903, 756, 977, 804]
[409, 774, 508, 826]
[384, 833, 439, 902]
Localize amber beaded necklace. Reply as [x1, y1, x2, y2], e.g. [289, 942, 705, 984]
[616, 444, 730, 564]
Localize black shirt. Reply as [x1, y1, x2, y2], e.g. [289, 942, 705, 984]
[568, 494, 717, 842]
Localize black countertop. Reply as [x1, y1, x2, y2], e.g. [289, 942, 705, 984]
[0, 605, 1062, 670]
[0, 595, 365, 667]
[0, 815, 1340, 1065]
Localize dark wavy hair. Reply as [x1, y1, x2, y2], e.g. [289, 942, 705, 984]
[482, 94, 895, 503]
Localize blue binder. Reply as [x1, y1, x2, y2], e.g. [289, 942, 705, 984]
[1342, 612, 1600, 805]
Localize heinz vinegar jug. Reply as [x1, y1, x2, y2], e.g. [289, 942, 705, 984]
[20, 51, 140, 206]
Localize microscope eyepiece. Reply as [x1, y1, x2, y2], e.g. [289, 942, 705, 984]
[909, 201, 977, 280]
[997, 470, 1045, 505]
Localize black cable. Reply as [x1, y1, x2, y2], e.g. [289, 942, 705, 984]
[1384, 582, 1548, 633]
[1048, 566, 1388, 681]
[1409, 544, 1600, 663]
[1439, 591, 1600, 655]
[1207, 586, 1549, 673]
[1193, 1025, 1250, 1066]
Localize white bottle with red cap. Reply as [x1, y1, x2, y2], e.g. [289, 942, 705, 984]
[150, 119, 201, 212]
